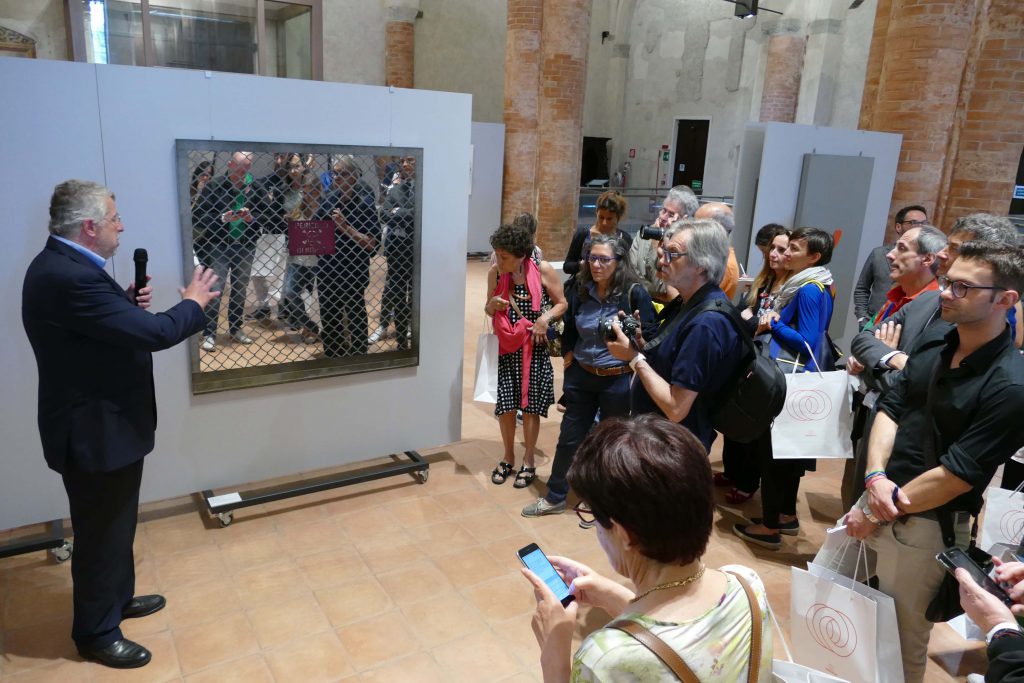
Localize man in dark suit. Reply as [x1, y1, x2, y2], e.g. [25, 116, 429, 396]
[853, 204, 928, 328]
[21, 180, 220, 669]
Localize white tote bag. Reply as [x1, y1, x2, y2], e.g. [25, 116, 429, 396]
[473, 320, 499, 404]
[791, 544, 904, 683]
[979, 481, 1024, 551]
[768, 590, 851, 683]
[773, 343, 853, 460]
[812, 524, 876, 581]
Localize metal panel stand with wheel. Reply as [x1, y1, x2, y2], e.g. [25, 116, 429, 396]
[0, 519, 73, 563]
[202, 450, 429, 526]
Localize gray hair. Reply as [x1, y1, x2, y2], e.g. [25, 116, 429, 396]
[699, 203, 735, 235]
[664, 218, 729, 284]
[951, 213, 1019, 247]
[911, 225, 947, 274]
[664, 185, 700, 218]
[48, 180, 113, 238]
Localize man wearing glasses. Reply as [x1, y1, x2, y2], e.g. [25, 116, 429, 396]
[22, 180, 220, 669]
[606, 219, 745, 453]
[845, 242, 1024, 682]
[854, 205, 928, 329]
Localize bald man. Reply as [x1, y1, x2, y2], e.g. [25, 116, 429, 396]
[694, 202, 740, 300]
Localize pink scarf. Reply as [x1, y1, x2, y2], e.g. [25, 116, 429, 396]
[492, 257, 543, 408]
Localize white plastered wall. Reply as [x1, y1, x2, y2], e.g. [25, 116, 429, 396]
[0, 57, 471, 530]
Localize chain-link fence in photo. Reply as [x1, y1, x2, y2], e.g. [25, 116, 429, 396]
[178, 141, 421, 393]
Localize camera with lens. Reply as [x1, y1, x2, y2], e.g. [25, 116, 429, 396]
[600, 316, 640, 341]
[638, 225, 664, 241]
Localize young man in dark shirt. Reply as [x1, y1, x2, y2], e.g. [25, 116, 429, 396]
[846, 242, 1024, 683]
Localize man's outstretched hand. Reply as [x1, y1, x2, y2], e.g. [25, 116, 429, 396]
[179, 266, 221, 308]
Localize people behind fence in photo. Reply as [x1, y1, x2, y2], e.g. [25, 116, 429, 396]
[316, 155, 381, 357]
[521, 414, 773, 682]
[373, 155, 417, 349]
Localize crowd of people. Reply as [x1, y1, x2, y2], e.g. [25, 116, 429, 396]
[190, 151, 416, 359]
[481, 186, 1024, 681]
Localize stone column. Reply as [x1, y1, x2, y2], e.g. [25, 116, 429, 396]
[533, 0, 592, 257]
[759, 19, 806, 123]
[501, 0, 543, 225]
[941, 0, 1024, 226]
[385, 1, 420, 88]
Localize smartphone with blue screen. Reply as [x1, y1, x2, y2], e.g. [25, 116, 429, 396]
[517, 543, 575, 607]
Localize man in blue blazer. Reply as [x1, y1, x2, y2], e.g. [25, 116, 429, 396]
[21, 180, 220, 669]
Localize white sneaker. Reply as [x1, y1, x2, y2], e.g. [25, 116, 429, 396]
[368, 325, 387, 345]
[232, 331, 254, 345]
[201, 335, 216, 352]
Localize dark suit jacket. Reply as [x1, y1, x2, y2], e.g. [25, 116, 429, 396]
[849, 289, 950, 394]
[853, 244, 893, 321]
[22, 237, 204, 474]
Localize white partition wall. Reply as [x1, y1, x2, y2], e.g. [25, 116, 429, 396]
[0, 58, 471, 529]
[468, 122, 505, 254]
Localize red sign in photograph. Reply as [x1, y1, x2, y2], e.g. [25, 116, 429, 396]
[288, 220, 335, 256]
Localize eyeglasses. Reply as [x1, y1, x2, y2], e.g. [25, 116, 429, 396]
[661, 249, 688, 263]
[937, 275, 1007, 299]
[573, 501, 596, 526]
[100, 213, 121, 225]
[901, 219, 927, 227]
[586, 255, 619, 265]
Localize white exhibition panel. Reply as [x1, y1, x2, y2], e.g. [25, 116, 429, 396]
[467, 122, 505, 254]
[0, 57, 471, 529]
[735, 122, 901, 350]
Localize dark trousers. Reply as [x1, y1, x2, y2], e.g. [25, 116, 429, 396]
[545, 363, 631, 504]
[753, 430, 805, 528]
[721, 436, 760, 494]
[382, 234, 413, 345]
[62, 458, 144, 649]
[197, 241, 254, 337]
[280, 263, 318, 333]
[318, 254, 369, 357]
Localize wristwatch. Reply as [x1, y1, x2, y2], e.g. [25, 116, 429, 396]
[986, 622, 1023, 645]
[860, 504, 888, 526]
[629, 353, 646, 371]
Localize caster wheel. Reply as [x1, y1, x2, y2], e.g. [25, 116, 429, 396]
[50, 541, 73, 563]
[415, 469, 429, 484]
[217, 511, 233, 527]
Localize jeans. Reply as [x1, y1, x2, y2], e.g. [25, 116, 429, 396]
[197, 241, 254, 337]
[280, 263, 318, 332]
[545, 362, 631, 504]
[381, 233, 414, 345]
[318, 253, 370, 357]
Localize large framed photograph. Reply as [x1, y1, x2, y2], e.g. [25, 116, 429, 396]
[176, 140, 421, 394]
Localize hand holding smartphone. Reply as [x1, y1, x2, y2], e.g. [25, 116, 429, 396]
[937, 547, 1015, 608]
[518, 543, 575, 607]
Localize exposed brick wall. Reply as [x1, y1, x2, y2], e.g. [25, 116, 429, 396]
[534, 0, 592, 258]
[863, 0, 978, 239]
[386, 20, 415, 88]
[501, 0, 543, 226]
[760, 34, 806, 123]
[859, 0, 892, 130]
[942, 0, 1024, 227]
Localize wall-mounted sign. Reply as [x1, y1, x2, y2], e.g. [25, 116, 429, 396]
[1014, 185, 1024, 200]
[691, 180, 703, 191]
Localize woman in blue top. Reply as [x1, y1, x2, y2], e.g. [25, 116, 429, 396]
[734, 227, 835, 550]
[521, 235, 656, 519]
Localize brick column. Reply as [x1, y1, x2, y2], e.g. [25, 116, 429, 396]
[861, 0, 978, 236]
[501, 0, 543, 225]
[942, 1, 1024, 225]
[385, 2, 419, 88]
[533, 0, 592, 257]
[759, 19, 805, 123]
[858, 0, 891, 131]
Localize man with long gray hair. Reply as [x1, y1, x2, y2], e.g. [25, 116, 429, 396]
[22, 180, 219, 669]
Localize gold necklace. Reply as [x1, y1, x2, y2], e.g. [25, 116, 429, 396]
[630, 565, 706, 603]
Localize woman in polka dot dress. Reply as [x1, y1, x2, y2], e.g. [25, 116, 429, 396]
[485, 223, 567, 488]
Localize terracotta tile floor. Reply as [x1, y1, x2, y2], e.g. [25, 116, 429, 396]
[0, 260, 987, 681]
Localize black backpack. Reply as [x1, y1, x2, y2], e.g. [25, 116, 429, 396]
[690, 298, 787, 443]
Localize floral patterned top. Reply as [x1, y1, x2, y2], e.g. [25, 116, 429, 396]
[571, 565, 773, 682]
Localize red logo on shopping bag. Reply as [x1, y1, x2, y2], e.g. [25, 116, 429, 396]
[806, 603, 858, 657]
[288, 220, 335, 256]
[785, 389, 833, 422]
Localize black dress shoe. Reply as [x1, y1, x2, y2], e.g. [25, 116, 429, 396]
[122, 594, 166, 619]
[78, 638, 151, 668]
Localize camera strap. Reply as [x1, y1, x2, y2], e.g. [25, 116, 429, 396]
[642, 283, 717, 354]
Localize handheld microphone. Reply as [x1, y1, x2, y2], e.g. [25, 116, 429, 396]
[133, 248, 148, 303]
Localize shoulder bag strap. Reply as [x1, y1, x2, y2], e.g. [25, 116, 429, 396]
[606, 619, 698, 683]
[724, 571, 762, 683]
[643, 289, 720, 353]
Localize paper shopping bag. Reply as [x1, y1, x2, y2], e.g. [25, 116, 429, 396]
[812, 527, 876, 581]
[773, 369, 853, 459]
[979, 482, 1024, 551]
[773, 660, 851, 683]
[473, 332, 498, 403]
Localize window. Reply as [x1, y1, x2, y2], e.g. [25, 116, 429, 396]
[69, 0, 322, 79]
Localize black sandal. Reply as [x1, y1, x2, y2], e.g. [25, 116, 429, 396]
[513, 466, 537, 489]
[491, 461, 515, 485]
